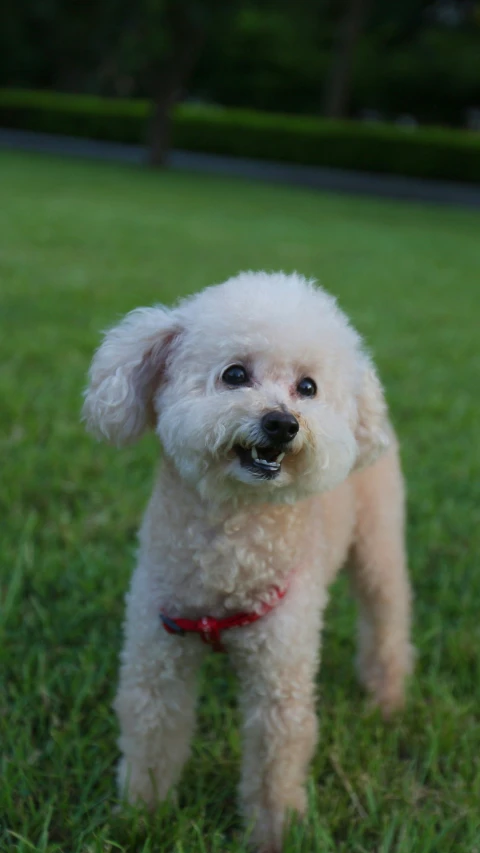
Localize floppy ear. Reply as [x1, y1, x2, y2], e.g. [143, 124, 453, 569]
[354, 356, 390, 470]
[82, 306, 180, 446]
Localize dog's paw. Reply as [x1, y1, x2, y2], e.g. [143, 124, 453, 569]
[358, 642, 415, 719]
[247, 791, 307, 853]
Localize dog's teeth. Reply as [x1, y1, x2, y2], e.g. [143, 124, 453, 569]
[276, 453, 285, 463]
[251, 447, 258, 460]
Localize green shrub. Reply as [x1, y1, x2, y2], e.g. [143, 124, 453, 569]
[0, 89, 148, 143]
[1, 88, 480, 183]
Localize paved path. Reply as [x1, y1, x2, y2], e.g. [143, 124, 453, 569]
[2, 127, 480, 209]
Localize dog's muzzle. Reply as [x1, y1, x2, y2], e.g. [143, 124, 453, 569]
[233, 409, 298, 479]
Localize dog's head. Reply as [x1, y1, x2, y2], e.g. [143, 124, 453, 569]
[83, 272, 389, 503]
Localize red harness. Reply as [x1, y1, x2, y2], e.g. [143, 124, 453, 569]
[160, 582, 289, 653]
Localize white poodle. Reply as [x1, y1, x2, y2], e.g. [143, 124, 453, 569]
[83, 271, 412, 853]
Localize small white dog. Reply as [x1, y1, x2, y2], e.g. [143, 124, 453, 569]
[83, 271, 412, 853]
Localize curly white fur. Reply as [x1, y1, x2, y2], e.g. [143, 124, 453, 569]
[83, 271, 412, 853]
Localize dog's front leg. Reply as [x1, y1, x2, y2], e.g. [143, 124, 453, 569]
[229, 573, 325, 853]
[114, 573, 207, 808]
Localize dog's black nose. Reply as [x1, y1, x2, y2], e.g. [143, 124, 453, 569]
[261, 410, 299, 444]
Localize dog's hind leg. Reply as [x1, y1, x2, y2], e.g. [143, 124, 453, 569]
[349, 445, 413, 718]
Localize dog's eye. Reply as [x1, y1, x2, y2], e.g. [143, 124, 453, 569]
[222, 364, 249, 387]
[297, 377, 317, 398]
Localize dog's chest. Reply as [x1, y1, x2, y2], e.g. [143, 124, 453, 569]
[195, 506, 298, 593]
[144, 494, 315, 615]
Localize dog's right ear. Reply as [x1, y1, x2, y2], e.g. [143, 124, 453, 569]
[82, 306, 181, 446]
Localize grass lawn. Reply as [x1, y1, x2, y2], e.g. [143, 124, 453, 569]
[1, 149, 480, 853]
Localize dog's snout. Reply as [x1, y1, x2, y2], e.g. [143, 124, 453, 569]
[261, 410, 299, 444]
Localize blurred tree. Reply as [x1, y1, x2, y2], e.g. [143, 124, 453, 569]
[323, 0, 372, 117]
[113, 0, 233, 165]
[142, 1, 205, 166]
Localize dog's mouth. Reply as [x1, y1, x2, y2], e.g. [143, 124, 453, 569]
[233, 444, 286, 480]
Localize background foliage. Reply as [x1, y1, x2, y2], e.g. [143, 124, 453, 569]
[1, 0, 480, 128]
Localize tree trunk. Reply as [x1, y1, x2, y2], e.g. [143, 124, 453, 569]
[148, 5, 205, 167]
[323, 0, 371, 119]
[149, 84, 176, 167]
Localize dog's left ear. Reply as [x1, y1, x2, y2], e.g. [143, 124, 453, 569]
[82, 306, 181, 446]
[353, 355, 390, 470]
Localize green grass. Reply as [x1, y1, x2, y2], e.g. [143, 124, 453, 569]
[1, 149, 480, 853]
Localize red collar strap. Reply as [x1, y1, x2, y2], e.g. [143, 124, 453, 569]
[160, 581, 289, 653]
